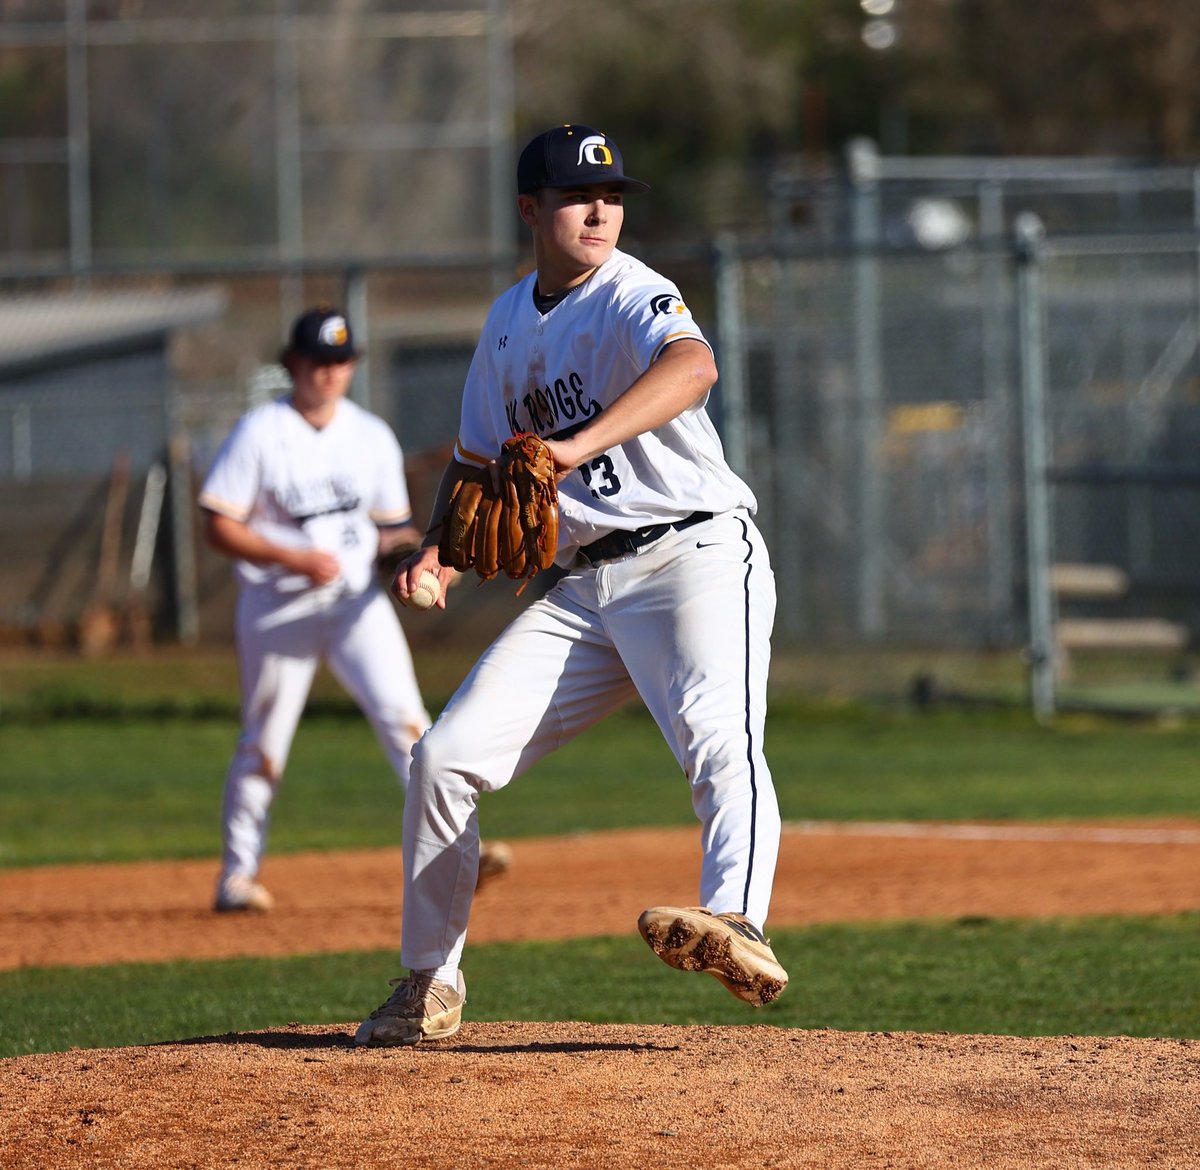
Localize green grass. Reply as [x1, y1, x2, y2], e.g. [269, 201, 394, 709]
[0, 647, 481, 719]
[4, 702, 1200, 866]
[3, 914, 1198, 1057]
[3, 643, 1195, 719]
[3, 648, 1200, 1055]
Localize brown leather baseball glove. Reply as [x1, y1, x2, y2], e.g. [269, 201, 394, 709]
[438, 433, 559, 591]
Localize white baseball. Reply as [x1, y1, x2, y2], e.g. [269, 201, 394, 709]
[401, 569, 441, 611]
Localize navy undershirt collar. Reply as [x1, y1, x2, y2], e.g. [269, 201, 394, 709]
[532, 284, 573, 315]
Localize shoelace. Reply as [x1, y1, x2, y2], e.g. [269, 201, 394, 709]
[372, 974, 456, 1019]
[372, 975, 428, 1018]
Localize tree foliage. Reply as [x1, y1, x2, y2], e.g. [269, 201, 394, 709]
[3, 1, 1199, 254]
[514, 0, 1200, 236]
[858, 0, 1200, 158]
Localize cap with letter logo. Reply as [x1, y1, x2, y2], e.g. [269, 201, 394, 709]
[517, 124, 650, 195]
[281, 306, 359, 364]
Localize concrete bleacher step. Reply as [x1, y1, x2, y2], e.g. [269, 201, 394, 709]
[1050, 562, 1129, 600]
[1054, 617, 1190, 653]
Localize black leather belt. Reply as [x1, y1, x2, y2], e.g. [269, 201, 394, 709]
[577, 511, 713, 566]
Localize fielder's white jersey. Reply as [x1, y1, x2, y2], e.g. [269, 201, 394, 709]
[455, 247, 757, 565]
[199, 396, 412, 596]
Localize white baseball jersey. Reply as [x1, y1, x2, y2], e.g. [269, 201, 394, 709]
[199, 396, 412, 596]
[201, 392, 429, 891]
[454, 247, 757, 565]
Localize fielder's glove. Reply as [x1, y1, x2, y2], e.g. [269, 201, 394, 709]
[438, 432, 559, 591]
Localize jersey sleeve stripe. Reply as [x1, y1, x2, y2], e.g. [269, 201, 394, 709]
[197, 491, 252, 522]
[455, 437, 493, 467]
[650, 331, 712, 364]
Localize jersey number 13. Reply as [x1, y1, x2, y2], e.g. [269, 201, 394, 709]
[580, 455, 621, 499]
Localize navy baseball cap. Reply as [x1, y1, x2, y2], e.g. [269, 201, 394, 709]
[282, 306, 358, 364]
[517, 124, 650, 195]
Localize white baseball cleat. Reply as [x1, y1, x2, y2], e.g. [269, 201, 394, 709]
[356, 971, 466, 1047]
[637, 905, 788, 1006]
[213, 873, 275, 913]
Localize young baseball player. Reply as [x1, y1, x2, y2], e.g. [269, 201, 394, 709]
[356, 125, 786, 1047]
[199, 306, 510, 912]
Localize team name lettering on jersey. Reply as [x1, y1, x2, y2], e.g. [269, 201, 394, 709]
[280, 476, 361, 525]
[505, 370, 600, 437]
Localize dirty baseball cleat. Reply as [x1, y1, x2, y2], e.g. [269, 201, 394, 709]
[213, 873, 275, 913]
[355, 971, 466, 1048]
[476, 840, 513, 890]
[637, 905, 788, 1006]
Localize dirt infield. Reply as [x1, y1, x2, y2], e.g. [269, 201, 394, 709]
[3, 821, 1200, 1168]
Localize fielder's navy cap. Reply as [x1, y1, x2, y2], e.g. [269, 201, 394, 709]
[517, 124, 650, 195]
[282, 306, 359, 363]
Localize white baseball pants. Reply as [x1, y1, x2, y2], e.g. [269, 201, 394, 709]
[401, 509, 779, 973]
[221, 584, 430, 880]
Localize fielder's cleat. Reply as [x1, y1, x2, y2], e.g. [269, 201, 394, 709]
[213, 873, 275, 913]
[637, 905, 788, 1006]
[355, 971, 466, 1048]
[476, 840, 513, 890]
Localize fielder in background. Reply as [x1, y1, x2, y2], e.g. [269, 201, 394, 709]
[357, 124, 786, 1048]
[198, 305, 510, 913]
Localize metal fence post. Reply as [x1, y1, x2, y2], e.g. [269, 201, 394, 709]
[713, 233, 750, 479]
[1014, 212, 1055, 719]
[165, 384, 199, 645]
[65, 0, 92, 280]
[12, 404, 32, 481]
[848, 138, 885, 637]
[979, 179, 1015, 641]
[487, 0, 517, 297]
[275, 1, 304, 334]
[768, 241, 808, 639]
[345, 267, 370, 409]
[1194, 167, 1200, 417]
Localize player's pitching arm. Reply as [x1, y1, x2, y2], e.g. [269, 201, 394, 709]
[542, 339, 716, 475]
[399, 338, 716, 603]
[389, 460, 468, 610]
[377, 522, 423, 560]
[203, 510, 340, 585]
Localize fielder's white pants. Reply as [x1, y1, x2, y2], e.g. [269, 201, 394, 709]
[221, 583, 430, 880]
[401, 509, 779, 973]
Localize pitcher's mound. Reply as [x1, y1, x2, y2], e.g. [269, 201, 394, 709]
[4, 1021, 1197, 1169]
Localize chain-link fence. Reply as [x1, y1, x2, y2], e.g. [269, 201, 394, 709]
[0, 3, 515, 272]
[0, 262, 507, 647]
[5, 152, 1200, 719]
[713, 221, 1200, 706]
[716, 239, 1016, 648]
[0, 1, 521, 650]
[1014, 229, 1200, 715]
[708, 147, 1200, 713]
